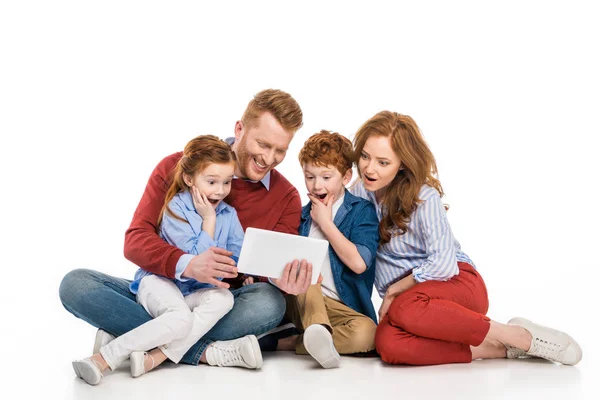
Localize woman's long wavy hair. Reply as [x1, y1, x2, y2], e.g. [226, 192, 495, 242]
[353, 111, 443, 243]
[158, 135, 236, 227]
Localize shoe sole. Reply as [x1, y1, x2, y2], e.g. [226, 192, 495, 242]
[508, 317, 583, 365]
[72, 360, 102, 385]
[130, 352, 145, 378]
[248, 335, 263, 369]
[303, 325, 341, 369]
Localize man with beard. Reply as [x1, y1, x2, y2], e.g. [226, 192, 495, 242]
[60, 89, 311, 369]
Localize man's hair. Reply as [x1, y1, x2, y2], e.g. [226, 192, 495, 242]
[241, 89, 303, 133]
[298, 130, 354, 175]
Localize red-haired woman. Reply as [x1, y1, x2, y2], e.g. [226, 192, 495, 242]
[350, 111, 582, 366]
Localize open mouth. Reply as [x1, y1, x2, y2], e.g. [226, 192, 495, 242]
[208, 198, 220, 204]
[364, 175, 377, 182]
[253, 158, 267, 169]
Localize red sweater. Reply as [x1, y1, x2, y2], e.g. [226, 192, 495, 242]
[124, 151, 302, 281]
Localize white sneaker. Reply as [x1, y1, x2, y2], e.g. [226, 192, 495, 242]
[303, 324, 341, 369]
[508, 317, 583, 365]
[92, 329, 115, 354]
[72, 358, 103, 385]
[206, 335, 263, 369]
[130, 351, 154, 378]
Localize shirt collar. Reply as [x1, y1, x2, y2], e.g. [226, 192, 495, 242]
[225, 136, 271, 191]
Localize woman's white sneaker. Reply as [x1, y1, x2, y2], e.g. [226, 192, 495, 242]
[508, 317, 582, 365]
[303, 324, 341, 369]
[130, 351, 154, 378]
[206, 335, 263, 369]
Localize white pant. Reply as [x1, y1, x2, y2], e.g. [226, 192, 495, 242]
[100, 275, 234, 370]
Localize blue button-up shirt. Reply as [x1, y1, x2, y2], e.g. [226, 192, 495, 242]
[130, 189, 245, 295]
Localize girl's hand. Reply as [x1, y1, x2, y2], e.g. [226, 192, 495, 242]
[242, 276, 255, 286]
[308, 193, 334, 229]
[191, 186, 216, 220]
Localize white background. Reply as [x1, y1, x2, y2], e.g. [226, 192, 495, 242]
[1, 1, 598, 399]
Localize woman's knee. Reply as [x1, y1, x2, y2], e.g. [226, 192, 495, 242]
[375, 321, 415, 365]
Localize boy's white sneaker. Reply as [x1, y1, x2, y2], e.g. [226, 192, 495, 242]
[508, 317, 582, 365]
[92, 329, 115, 354]
[72, 358, 103, 385]
[206, 335, 263, 369]
[303, 324, 341, 369]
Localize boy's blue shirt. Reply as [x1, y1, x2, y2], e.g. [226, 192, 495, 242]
[299, 189, 380, 323]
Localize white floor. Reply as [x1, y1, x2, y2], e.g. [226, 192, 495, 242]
[41, 348, 597, 400]
[5, 298, 597, 400]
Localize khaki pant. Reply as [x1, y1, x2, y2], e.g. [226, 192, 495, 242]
[286, 283, 376, 355]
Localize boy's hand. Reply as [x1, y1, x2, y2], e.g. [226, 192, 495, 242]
[308, 193, 334, 228]
[242, 275, 255, 286]
[191, 186, 216, 220]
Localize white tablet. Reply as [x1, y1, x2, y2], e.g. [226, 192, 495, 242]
[237, 227, 329, 285]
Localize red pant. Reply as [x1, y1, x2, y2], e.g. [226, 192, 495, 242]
[375, 262, 490, 365]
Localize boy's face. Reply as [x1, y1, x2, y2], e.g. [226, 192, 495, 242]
[302, 163, 352, 205]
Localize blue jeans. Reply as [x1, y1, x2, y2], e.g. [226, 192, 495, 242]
[59, 269, 286, 365]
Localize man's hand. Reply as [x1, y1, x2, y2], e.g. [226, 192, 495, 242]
[182, 247, 238, 288]
[308, 193, 334, 229]
[272, 259, 312, 295]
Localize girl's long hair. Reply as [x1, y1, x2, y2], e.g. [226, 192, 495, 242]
[353, 111, 443, 243]
[159, 135, 236, 227]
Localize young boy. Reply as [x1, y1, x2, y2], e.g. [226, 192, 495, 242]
[285, 130, 380, 368]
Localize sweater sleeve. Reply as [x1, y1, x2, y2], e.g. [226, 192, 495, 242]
[123, 153, 184, 278]
[272, 188, 302, 235]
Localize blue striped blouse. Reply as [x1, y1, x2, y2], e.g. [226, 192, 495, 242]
[349, 180, 475, 298]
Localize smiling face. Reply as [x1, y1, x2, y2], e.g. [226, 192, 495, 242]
[232, 112, 294, 181]
[358, 135, 402, 194]
[184, 162, 235, 209]
[303, 163, 351, 204]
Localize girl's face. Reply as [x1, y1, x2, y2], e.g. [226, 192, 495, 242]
[184, 162, 235, 209]
[358, 135, 402, 194]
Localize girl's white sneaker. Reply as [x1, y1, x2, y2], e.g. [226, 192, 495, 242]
[72, 358, 103, 385]
[130, 351, 154, 378]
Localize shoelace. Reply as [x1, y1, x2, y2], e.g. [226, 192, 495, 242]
[213, 343, 244, 366]
[530, 337, 563, 359]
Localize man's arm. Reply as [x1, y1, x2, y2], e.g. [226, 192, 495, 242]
[124, 153, 182, 278]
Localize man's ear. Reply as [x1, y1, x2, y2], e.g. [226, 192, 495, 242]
[342, 168, 353, 186]
[234, 120, 244, 142]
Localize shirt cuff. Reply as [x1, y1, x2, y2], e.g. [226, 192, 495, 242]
[411, 269, 428, 283]
[175, 254, 196, 282]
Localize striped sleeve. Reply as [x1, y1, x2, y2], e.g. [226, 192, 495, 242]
[411, 190, 459, 283]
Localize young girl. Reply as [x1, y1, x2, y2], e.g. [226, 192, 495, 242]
[350, 111, 583, 366]
[72, 135, 260, 385]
